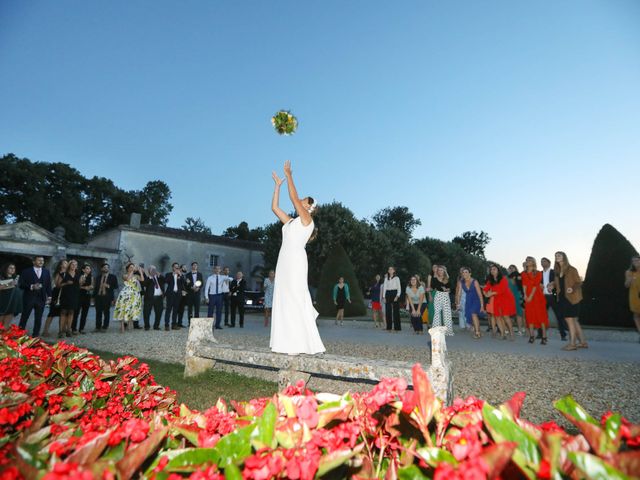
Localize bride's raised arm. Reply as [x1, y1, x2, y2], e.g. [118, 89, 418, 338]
[283, 160, 312, 226]
[271, 171, 291, 224]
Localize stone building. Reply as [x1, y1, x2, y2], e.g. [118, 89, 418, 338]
[0, 221, 120, 273]
[0, 217, 265, 288]
[87, 215, 265, 288]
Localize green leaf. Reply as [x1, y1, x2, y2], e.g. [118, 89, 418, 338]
[102, 441, 126, 461]
[482, 403, 540, 479]
[165, 448, 219, 471]
[398, 464, 429, 479]
[604, 413, 622, 449]
[568, 452, 631, 480]
[554, 396, 599, 426]
[251, 402, 277, 450]
[415, 447, 458, 467]
[316, 445, 363, 477]
[80, 375, 94, 392]
[213, 424, 255, 467]
[172, 426, 200, 446]
[224, 463, 243, 480]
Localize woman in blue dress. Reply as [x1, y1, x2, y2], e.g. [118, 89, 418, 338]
[456, 267, 484, 339]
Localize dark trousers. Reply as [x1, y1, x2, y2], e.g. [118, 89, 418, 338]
[177, 294, 188, 326]
[165, 292, 181, 327]
[223, 293, 230, 325]
[385, 290, 401, 331]
[187, 292, 201, 321]
[145, 296, 164, 329]
[72, 295, 91, 332]
[410, 303, 425, 332]
[208, 294, 224, 328]
[19, 298, 46, 337]
[545, 294, 567, 338]
[94, 295, 112, 330]
[230, 296, 245, 327]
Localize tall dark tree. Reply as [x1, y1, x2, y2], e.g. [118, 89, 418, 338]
[452, 231, 491, 258]
[137, 180, 172, 226]
[581, 224, 638, 327]
[372, 206, 421, 238]
[182, 217, 212, 235]
[222, 221, 265, 242]
[0, 153, 174, 242]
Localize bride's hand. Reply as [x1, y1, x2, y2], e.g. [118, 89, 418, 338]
[272, 171, 285, 186]
[284, 160, 292, 177]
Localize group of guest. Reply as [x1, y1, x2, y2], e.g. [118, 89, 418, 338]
[363, 251, 624, 351]
[0, 255, 252, 337]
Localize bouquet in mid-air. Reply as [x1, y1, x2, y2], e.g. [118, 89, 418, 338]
[271, 110, 298, 135]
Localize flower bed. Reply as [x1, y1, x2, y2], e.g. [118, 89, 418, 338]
[1, 325, 638, 479]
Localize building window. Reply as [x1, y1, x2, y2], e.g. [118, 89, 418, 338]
[209, 254, 219, 267]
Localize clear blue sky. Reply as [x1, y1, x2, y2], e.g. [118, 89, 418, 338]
[1, 1, 639, 273]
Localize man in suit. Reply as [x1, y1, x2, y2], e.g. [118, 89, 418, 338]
[229, 271, 247, 328]
[94, 263, 119, 332]
[164, 262, 184, 330]
[204, 265, 225, 330]
[541, 257, 567, 341]
[18, 255, 52, 336]
[143, 265, 165, 331]
[186, 261, 204, 324]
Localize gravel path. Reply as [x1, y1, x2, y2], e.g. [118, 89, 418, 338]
[59, 317, 640, 426]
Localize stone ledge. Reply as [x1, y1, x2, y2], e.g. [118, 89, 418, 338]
[184, 318, 452, 403]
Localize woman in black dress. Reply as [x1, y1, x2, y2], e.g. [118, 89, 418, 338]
[58, 259, 80, 338]
[72, 263, 94, 334]
[43, 260, 67, 337]
[0, 263, 22, 328]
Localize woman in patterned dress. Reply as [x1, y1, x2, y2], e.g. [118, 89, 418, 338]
[263, 270, 275, 327]
[0, 263, 22, 328]
[114, 263, 144, 333]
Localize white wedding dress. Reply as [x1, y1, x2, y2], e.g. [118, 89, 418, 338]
[270, 217, 326, 354]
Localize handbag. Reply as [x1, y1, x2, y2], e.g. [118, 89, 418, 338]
[421, 307, 429, 324]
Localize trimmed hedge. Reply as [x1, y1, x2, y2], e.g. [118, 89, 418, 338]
[582, 224, 639, 327]
[316, 243, 367, 317]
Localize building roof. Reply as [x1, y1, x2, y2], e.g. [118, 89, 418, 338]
[117, 224, 265, 251]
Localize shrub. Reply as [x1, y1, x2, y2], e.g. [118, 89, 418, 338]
[1, 326, 638, 479]
[582, 224, 639, 327]
[316, 243, 367, 317]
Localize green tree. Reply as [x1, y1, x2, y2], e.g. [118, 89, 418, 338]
[223, 221, 265, 242]
[317, 243, 367, 317]
[0, 154, 174, 241]
[581, 224, 638, 327]
[372, 206, 421, 237]
[137, 180, 172, 226]
[414, 236, 488, 283]
[452, 231, 491, 258]
[182, 217, 212, 235]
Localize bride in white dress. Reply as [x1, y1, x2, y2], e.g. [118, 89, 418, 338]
[269, 160, 326, 355]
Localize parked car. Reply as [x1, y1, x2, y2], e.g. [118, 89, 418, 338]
[243, 290, 265, 311]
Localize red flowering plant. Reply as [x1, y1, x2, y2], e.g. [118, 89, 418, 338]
[1, 325, 639, 479]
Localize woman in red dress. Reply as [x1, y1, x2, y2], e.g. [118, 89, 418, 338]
[483, 265, 516, 340]
[521, 256, 549, 345]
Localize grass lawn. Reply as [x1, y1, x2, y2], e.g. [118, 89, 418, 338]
[92, 349, 278, 411]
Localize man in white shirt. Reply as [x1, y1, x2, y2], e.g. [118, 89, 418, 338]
[205, 266, 225, 330]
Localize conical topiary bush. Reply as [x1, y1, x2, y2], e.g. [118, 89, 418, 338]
[581, 224, 639, 327]
[317, 243, 367, 317]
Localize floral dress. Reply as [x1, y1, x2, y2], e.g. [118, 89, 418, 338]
[114, 277, 142, 324]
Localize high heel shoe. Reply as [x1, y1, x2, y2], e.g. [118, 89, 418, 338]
[577, 342, 588, 349]
[528, 336, 535, 344]
[541, 337, 547, 345]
